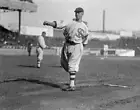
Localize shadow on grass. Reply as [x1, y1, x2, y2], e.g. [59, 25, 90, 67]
[47, 65, 62, 68]
[18, 65, 62, 68]
[18, 65, 37, 68]
[0, 78, 68, 89]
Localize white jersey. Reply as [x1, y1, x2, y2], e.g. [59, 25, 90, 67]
[56, 20, 89, 44]
[37, 35, 46, 49]
[104, 45, 108, 51]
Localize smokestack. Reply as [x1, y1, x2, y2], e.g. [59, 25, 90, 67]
[103, 10, 105, 33]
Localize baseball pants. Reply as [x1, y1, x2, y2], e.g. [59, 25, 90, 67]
[61, 42, 84, 73]
[36, 47, 44, 64]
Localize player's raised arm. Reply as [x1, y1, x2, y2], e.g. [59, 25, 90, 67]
[43, 21, 66, 29]
[43, 21, 56, 28]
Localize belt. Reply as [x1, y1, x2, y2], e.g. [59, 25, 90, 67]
[66, 40, 78, 45]
[37, 46, 43, 50]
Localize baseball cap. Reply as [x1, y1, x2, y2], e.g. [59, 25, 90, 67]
[74, 7, 84, 13]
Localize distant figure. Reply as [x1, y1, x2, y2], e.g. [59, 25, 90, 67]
[27, 42, 33, 56]
[36, 31, 47, 68]
[103, 44, 108, 58]
[4, 41, 7, 45]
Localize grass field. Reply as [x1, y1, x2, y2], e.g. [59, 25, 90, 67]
[0, 50, 140, 110]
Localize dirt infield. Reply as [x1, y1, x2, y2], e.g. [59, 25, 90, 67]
[0, 53, 140, 109]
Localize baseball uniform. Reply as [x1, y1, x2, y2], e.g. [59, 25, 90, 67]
[36, 35, 46, 67]
[27, 42, 32, 56]
[56, 20, 89, 73]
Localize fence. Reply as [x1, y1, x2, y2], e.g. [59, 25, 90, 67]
[1, 45, 26, 49]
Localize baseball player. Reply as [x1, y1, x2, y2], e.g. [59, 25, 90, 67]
[43, 7, 89, 91]
[27, 41, 33, 56]
[36, 31, 47, 68]
[103, 44, 108, 58]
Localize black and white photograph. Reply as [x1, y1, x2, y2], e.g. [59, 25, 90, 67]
[0, 0, 140, 110]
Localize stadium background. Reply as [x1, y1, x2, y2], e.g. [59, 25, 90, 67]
[1, 25, 140, 56]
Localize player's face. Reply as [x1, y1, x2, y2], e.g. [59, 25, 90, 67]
[42, 32, 46, 37]
[75, 12, 84, 20]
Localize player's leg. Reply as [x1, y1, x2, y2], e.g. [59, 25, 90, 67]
[104, 49, 106, 58]
[65, 71, 76, 91]
[60, 43, 69, 72]
[36, 48, 41, 68]
[104, 49, 108, 58]
[37, 56, 41, 68]
[29, 48, 32, 56]
[64, 43, 83, 91]
[38, 51, 43, 68]
[60, 43, 76, 91]
[28, 49, 31, 56]
[27, 48, 30, 56]
[37, 48, 43, 68]
[106, 50, 108, 58]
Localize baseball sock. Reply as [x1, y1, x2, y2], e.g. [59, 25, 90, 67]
[69, 72, 76, 87]
[37, 59, 41, 67]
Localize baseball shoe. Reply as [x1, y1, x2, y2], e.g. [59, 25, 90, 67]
[37, 64, 41, 68]
[62, 86, 76, 91]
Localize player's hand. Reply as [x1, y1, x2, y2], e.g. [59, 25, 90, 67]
[83, 44, 87, 47]
[45, 45, 49, 49]
[43, 21, 49, 26]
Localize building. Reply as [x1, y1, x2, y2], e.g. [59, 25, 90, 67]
[8, 23, 53, 37]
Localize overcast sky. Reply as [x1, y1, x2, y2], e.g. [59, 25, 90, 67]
[0, 0, 140, 31]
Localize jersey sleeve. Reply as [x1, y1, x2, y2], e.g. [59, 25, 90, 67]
[55, 20, 69, 29]
[38, 36, 46, 49]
